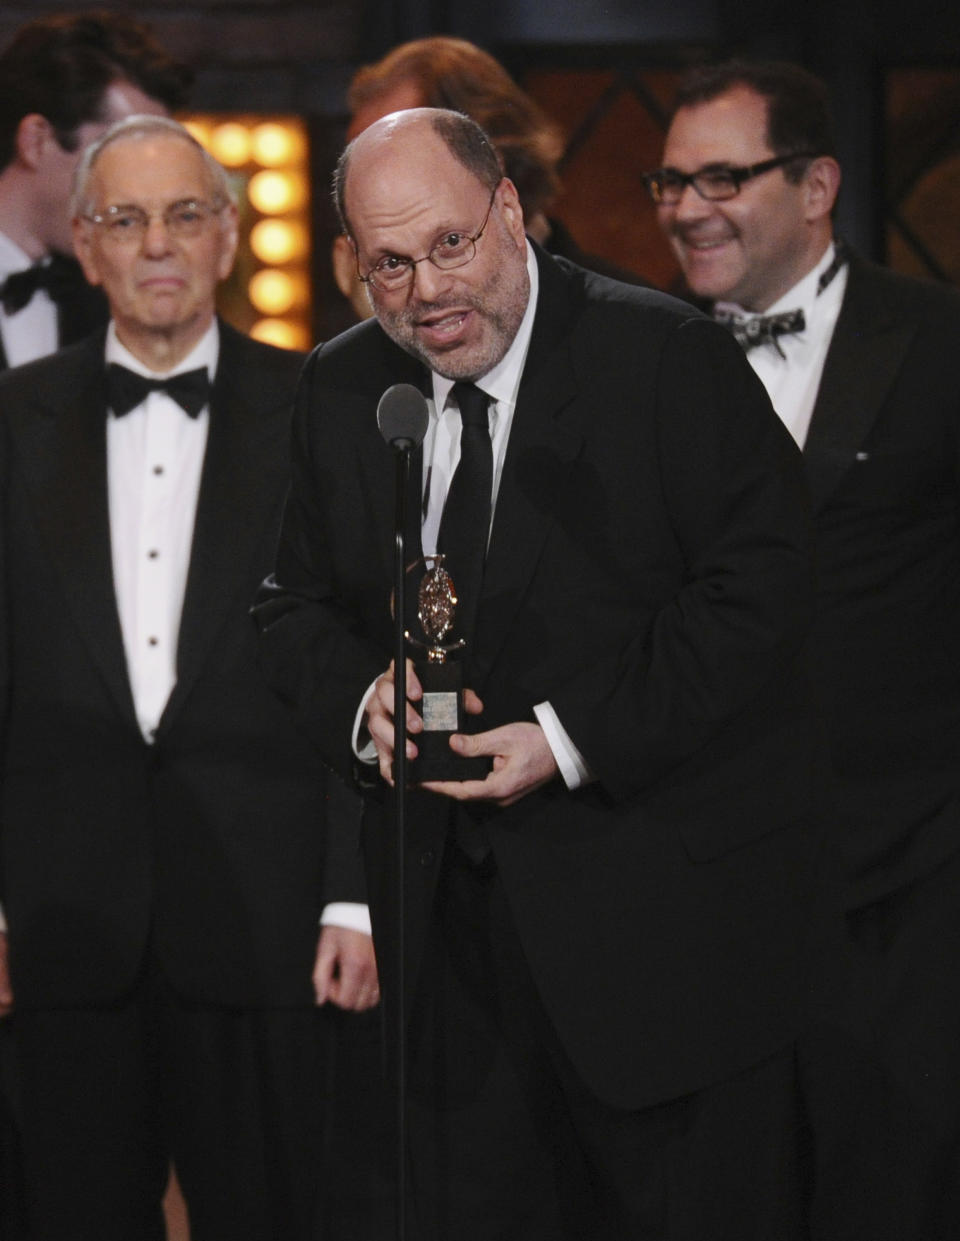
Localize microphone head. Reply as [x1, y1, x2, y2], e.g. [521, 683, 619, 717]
[377, 383, 429, 450]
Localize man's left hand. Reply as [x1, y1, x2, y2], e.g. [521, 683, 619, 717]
[421, 719, 559, 807]
[312, 925, 379, 1011]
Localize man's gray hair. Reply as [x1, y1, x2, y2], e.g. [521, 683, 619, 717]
[71, 114, 234, 218]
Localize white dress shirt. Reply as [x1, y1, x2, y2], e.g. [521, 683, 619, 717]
[714, 240, 848, 448]
[108, 321, 368, 936]
[0, 230, 59, 367]
[355, 242, 591, 789]
[107, 322, 214, 740]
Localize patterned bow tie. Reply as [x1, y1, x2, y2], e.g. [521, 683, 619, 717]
[0, 254, 85, 315]
[106, 363, 211, 418]
[713, 307, 806, 357]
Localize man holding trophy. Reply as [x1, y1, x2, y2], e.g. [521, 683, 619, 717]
[257, 108, 822, 1240]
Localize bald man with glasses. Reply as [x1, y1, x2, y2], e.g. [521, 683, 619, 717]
[651, 59, 960, 1241]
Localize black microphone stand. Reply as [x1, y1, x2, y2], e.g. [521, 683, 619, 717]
[377, 383, 428, 1241]
[390, 440, 410, 1241]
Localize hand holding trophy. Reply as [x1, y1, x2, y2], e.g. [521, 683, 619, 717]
[406, 553, 490, 781]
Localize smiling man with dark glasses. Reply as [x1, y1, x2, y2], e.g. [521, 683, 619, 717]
[651, 59, 960, 1241]
[643, 151, 819, 205]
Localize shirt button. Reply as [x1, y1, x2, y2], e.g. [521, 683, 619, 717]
[147, 549, 159, 559]
[153, 465, 164, 476]
[148, 636, 158, 646]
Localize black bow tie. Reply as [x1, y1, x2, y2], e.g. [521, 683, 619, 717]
[106, 363, 211, 418]
[0, 254, 85, 315]
[713, 307, 806, 356]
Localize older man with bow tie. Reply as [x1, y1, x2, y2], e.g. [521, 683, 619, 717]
[0, 115, 377, 1241]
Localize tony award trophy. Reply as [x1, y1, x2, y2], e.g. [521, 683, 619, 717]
[406, 554, 490, 781]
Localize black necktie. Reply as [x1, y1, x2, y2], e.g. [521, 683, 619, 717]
[106, 363, 211, 418]
[438, 381, 493, 645]
[713, 307, 806, 357]
[0, 254, 83, 315]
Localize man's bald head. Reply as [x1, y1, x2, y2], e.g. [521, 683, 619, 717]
[333, 107, 502, 240]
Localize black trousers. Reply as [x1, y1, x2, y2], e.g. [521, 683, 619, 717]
[405, 844, 808, 1241]
[800, 847, 960, 1241]
[13, 961, 329, 1241]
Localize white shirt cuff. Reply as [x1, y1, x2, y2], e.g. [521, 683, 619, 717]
[533, 701, 592, 790]
[320, 902, 372, 936]
[352, 679, 379, 764]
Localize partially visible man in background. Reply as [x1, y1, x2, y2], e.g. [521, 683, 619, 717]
[332, 35, 644, 321]
[0, 10, 191, 371]
[650, 59, 960, 1240]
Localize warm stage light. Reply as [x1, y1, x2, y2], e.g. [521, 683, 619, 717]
[182, 120, 212, 149]
[250, 122, 305, 167]
[247, 170, 307, 214]
[250, 219, 308, 264]
[250, 319, 311, 351]
[248, 269, 308, 315]
[208, 122, 251, 167]
[179, 112, 312, 342]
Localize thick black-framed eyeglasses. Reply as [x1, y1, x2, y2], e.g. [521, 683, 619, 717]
[356, 185, 498, 293]
[642, 153, 819, 205]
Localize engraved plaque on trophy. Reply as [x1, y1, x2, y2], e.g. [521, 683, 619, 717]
[405, 554, 491, 782]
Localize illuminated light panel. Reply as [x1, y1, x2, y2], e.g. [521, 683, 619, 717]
[250, 218, 308, 264]
[250, 122, 306, 167]
[180, 113, 312, 350]
[209, 122, 251, 167]
[250, 318, 312, 351]
[248, 169, 307, 214]
[248, 268, 309, 315]
[182, 120, 212, 148]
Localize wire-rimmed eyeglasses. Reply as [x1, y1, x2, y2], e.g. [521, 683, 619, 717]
[356, 185, 498, 293]
[82, 199, 227, 244]
[643, 153, 819, 205]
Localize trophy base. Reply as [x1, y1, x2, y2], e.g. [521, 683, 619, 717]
[409, 659, 492, 783]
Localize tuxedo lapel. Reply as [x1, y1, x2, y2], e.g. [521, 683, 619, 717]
[159, 326, 288, 733]
[55, 258, 109, 349]
[472, 248, 584, 683]
[12, 335, 135, 725]
[804, 257, 918, 510]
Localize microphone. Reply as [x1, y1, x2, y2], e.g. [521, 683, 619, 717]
[377, 380, 429, 1239]
[377, 383, 429, 451]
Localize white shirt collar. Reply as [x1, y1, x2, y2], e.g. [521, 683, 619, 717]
[764, 241, 839, 319]
[105, 317, 220, 380]
[715, 240, 838, 323]
[0, 229, 40, 280]
[430, 240, 539, 414]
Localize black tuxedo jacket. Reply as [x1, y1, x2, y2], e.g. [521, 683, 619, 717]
[803, 254, 960, 907]
[0, 321, 364, 1009]
[0, 254, 108, 372]
[258, 247, 823, 1109]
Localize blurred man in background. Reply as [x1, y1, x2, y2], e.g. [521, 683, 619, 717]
[0, 10, 191, 371]
[333, 35, 644, 320]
